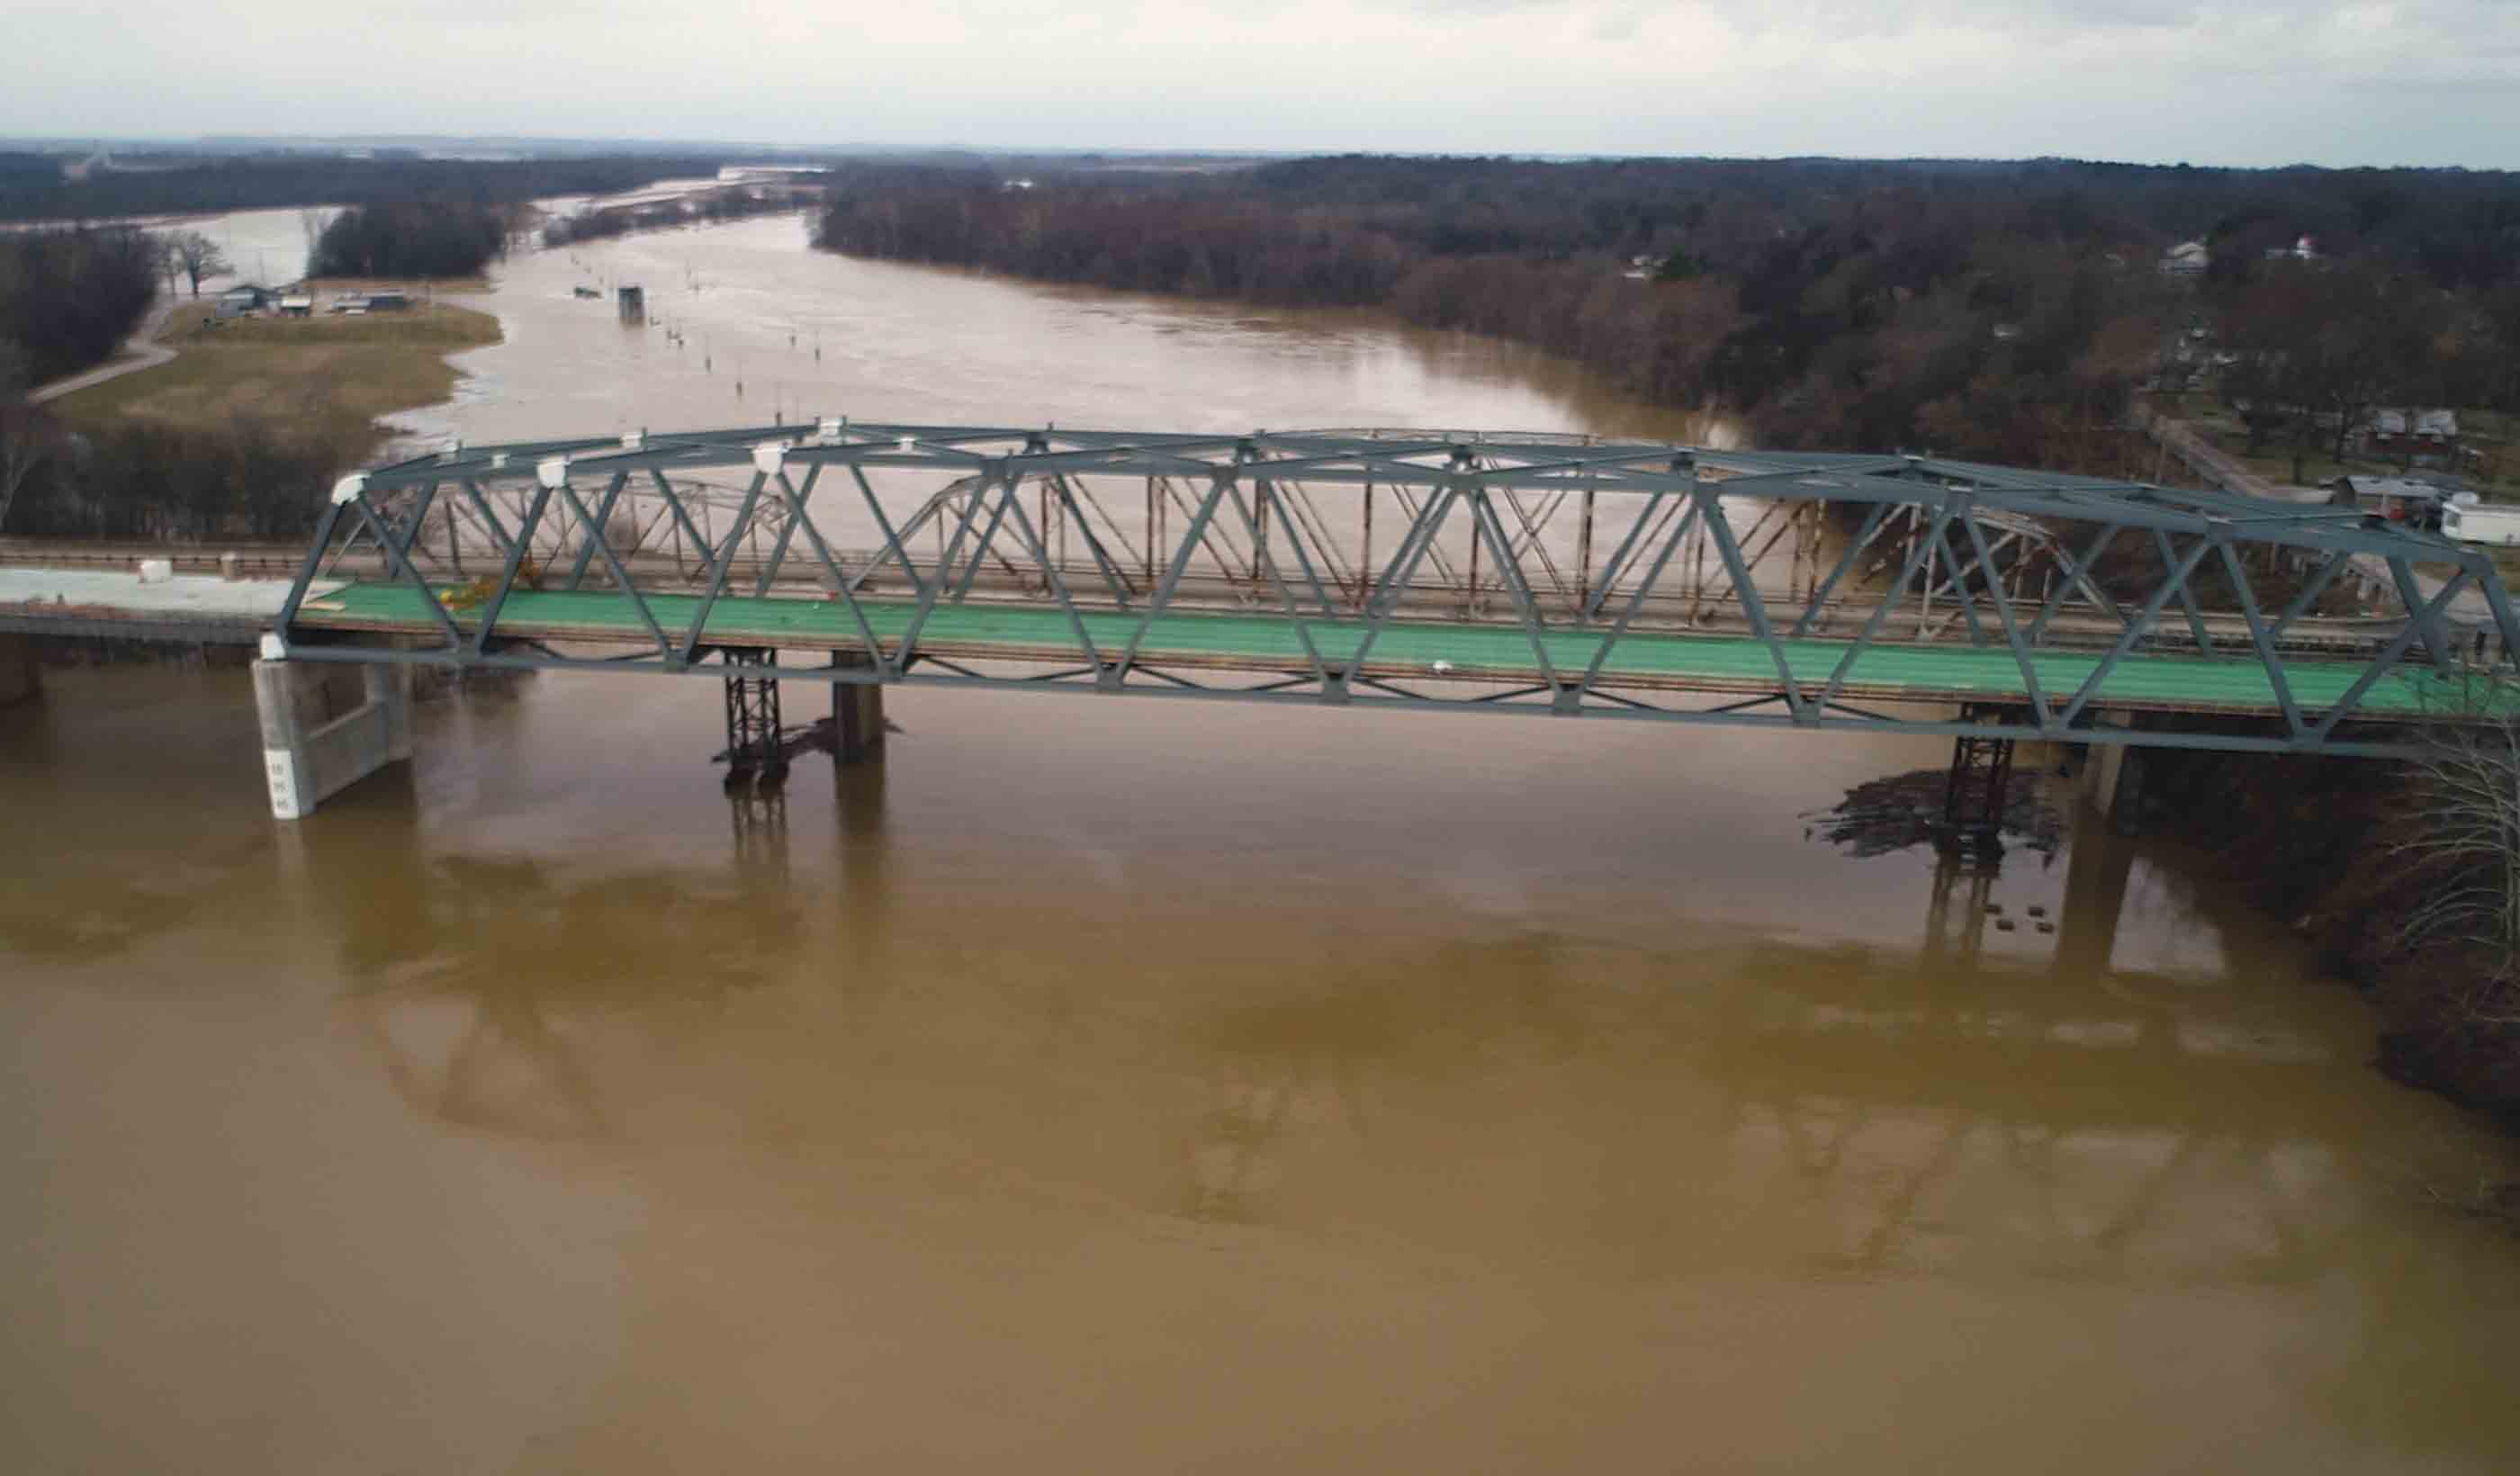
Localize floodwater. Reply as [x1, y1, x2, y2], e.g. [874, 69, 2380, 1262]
[392, 213, 1729, 448]
[6, 215, 2520, 1473]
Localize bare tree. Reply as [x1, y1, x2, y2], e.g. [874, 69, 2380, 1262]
[166, 230, 232, 297]
[2389, 673, 2520, 1028]
[299, 209, 329, 274]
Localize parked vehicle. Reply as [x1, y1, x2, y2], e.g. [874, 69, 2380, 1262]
[2441, 499, 2520, 547]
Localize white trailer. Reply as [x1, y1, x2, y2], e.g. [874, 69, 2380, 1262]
[2441, 500, 2520, 547]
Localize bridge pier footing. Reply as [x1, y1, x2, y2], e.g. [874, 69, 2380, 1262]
[254, 639, 411, 820]
[0, 634, 40, 708]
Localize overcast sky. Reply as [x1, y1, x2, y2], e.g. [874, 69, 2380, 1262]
[6, 0, 2516, 167]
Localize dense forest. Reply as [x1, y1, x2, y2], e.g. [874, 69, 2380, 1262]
[816, 156, 2520, 469]
[312, 201, 511, 278]
[0, 153, 725, 222]
[0, 225, 160, 383]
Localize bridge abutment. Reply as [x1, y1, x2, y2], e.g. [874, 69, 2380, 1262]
[0, 634, 40, 707]
[254, 640, 411, 820]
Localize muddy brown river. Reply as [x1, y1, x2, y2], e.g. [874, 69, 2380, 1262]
[5, 214, 2519, 1472]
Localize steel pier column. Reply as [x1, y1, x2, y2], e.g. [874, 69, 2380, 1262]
[1941, 703, 2017, 848]
[719, 646, 788, 788]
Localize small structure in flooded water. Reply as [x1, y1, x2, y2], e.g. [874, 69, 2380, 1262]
[616, 284, 645, 324]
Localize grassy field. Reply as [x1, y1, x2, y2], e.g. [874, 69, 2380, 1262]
[51, 297, 501, 467]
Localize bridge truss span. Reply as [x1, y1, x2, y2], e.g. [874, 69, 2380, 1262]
[271, 420, 2520, 758]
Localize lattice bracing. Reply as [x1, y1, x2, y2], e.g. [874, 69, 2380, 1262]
[272, 421, 2520, 757]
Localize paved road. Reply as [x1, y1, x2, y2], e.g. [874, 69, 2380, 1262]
[28, 294, 180, 405]
[2136, 407, 2320, 502]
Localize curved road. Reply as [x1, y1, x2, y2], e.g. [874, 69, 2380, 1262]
[28, 294, 181, 405]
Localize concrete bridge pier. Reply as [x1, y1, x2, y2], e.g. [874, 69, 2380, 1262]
[2080, 719, 2147, 836]
[0, 634, 40, 707]
[253, 636, 411, 820]
[830, 652, 885, 766]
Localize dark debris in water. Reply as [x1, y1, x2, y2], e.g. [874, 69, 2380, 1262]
[1802, 769, 2066, 860]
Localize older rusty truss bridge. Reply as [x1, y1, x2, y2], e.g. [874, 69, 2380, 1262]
[268, 419, 2520, 762]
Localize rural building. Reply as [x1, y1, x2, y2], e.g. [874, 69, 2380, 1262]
[2356, 409, 2461, 466]
[2158, 240, 2210, 276]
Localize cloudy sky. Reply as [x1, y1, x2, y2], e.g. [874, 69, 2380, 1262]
[6, 0, 2516, 166]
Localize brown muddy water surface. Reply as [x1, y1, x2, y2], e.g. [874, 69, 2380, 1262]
[4, 215, 2520, 1473]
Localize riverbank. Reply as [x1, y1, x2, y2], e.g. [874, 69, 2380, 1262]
[2141, 743, 2520, 1202]
[47, 295, 500, 467]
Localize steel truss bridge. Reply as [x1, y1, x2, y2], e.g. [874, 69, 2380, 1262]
[269, 420, 2520, 772]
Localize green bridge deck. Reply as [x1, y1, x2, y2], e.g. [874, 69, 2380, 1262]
[298, 580, 2487, 720]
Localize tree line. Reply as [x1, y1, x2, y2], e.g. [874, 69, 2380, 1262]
[4, 419, 333, 542]
[0, 153, 729, 223]
[814, 156, 2520, 470]
[312, 201, 511, 278]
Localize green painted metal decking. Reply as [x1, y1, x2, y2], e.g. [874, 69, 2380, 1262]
[297, 580, 2488, 719]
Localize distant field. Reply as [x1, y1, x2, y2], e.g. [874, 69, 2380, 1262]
[52, 298, 501, 466]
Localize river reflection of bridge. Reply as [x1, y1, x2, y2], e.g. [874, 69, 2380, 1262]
[266, 755, 2395, 1295]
